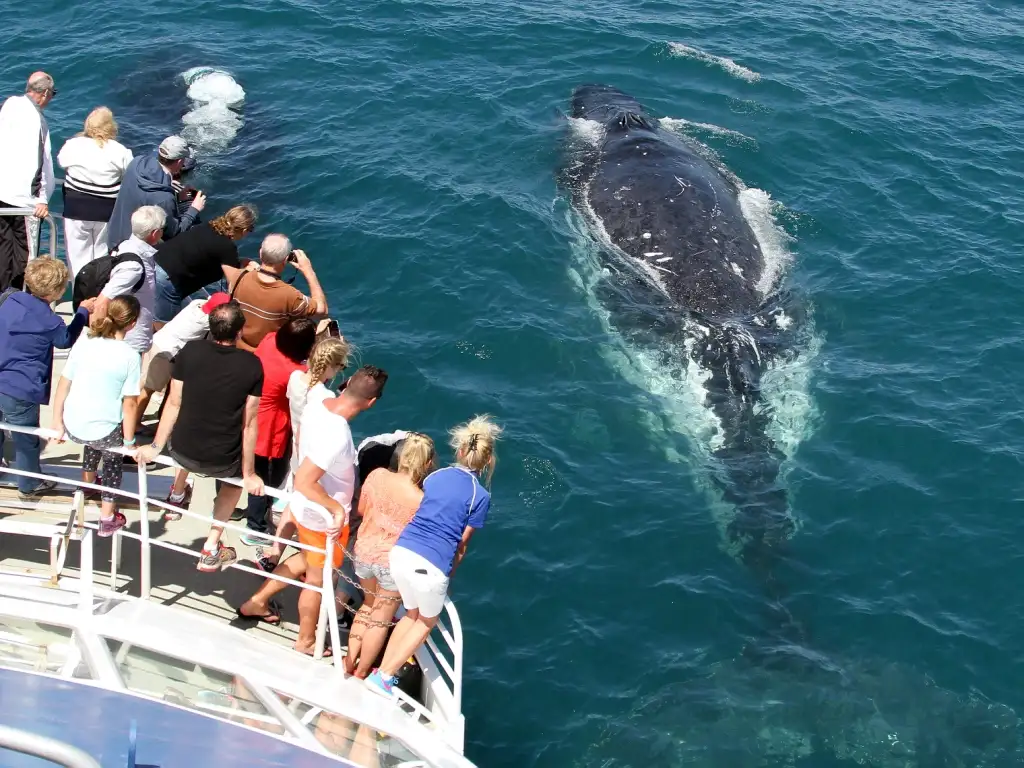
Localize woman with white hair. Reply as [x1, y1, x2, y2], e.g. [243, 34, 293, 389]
[57, 107, 133, 276]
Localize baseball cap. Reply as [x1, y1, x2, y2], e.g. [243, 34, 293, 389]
[201, 292, 231, 314]
[158, 135, 191, 161]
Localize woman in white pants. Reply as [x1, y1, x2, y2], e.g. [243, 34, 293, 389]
[57, 107, 133, 277]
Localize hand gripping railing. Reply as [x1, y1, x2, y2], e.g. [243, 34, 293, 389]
[0, 207, 59, 267]
[0, 724, 101, 768]
[0, 422, 342, 669]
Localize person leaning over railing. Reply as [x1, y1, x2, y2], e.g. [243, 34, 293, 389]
[287, 366, 387, 656]
[50, 295, 141, 537]
[366, 415, 502, 697]
[153, 204, 257, 326]
[0, 72, 57, 291]
[56, 106, 133, 278]
[228, 234, 327, 352]
[135, 301, 265, 572]
[345, 432, 436, 679]
[105, 136, 206, 250]
[0, 257, 92, 498]
[240, 317, 317, 547]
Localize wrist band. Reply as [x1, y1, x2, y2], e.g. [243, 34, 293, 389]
[123, 437, 136, 446]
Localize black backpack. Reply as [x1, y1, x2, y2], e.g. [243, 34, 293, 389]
[72, 251, 146, 311]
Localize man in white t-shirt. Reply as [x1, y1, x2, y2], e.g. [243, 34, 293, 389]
[289, 365, 388, 657]
[136, 292, 230, 417]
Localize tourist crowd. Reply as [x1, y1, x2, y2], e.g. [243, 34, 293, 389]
[0, 71, 502, 696]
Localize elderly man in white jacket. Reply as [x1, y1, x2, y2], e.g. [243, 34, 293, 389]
[0, 72, 56, 291]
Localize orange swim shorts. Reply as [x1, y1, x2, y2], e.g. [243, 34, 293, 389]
[296, 522, 349, 570]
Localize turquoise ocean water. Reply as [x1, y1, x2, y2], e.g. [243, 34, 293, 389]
[7, 0, 1024, 764]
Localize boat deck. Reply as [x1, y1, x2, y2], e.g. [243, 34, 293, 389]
[0, 304, 332, 653]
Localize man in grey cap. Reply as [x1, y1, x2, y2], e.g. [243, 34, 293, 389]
[105, 135, 206, 249]
[0, 72, 57, 290]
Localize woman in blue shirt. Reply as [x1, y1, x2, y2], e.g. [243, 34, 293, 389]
[366, 415, 502, 697]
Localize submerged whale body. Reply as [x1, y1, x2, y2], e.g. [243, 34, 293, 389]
[564, 84, 797, 568]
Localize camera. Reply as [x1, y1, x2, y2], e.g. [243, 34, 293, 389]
[287, 250, 298, 264]
[178, 186, 198, 203]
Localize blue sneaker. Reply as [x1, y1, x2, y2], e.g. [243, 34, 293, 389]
[365, 669, 396, 697]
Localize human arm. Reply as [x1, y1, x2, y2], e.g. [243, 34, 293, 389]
[161, 190, 205, 239]
[120, 352, 142, 445]
[448, 526, 477, 580]
[49, 375, 71, 443]
[294, 458, 346, 535]
[50, 305, 90, 350]
[135, 379, 182, 462]
[290, 250, 328, 315]
[35, 127, 54, 216]
[241, 394, 263, 496]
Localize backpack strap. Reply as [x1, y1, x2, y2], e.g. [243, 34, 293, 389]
[0, 288, 17, 313]
[112, 251, 147, 294]
[229, 269, 250, 300]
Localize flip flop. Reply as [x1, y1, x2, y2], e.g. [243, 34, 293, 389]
[236, 599, 282, 626]
[296, 644, 333, 659]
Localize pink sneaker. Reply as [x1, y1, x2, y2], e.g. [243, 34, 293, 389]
[98, 511, 127, 538]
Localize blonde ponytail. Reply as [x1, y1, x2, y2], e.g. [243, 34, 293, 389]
[450, 415, 502, 485]
[397, 432, 436, 487]
[306, 337, 351, 393]
[88, 295, 140, 339]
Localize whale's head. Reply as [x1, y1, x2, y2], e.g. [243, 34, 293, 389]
[571, 84, 653, 130]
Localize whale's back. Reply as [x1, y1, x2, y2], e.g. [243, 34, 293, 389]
[582, 119, 764, 319]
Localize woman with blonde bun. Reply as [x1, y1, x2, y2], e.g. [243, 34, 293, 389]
[366, 415, 501, 695]
[51, 295, 141, 536]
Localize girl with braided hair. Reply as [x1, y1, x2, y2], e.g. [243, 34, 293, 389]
[366, 415, 501, 696]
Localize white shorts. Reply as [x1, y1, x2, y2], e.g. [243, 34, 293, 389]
[388, 546, 449, 618]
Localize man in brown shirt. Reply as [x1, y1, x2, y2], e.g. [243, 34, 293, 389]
[229, 233, 327, 351]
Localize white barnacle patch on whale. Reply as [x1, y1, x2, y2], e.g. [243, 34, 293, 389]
[730, 262, 744, 277]
[642, 232, 652, 239]
[643, 251, 664, 257]
[656, 256, 673, 263]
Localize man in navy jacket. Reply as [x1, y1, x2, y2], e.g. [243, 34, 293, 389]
[105, 136, 207, 250]
[0, 257, 91, 496]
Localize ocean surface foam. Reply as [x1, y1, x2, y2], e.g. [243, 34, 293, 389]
[659, 117, 757, 148]
[667, 43, 761, 83]
[178, 67, 245, 153]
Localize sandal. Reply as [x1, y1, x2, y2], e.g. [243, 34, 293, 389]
[236, 599, 282, 626]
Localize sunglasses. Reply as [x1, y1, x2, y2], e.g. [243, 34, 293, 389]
[49, 87, 58, 97]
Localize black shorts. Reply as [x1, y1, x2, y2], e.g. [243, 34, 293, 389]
[169, 444, 241, 479]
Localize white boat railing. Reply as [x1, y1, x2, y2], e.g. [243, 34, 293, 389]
[0, 724, 101, 768]
[0, 207, 59, 268]
[0, 421, 466, 744]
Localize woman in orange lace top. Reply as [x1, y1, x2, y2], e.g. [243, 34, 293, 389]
[345, 432, 436, 678]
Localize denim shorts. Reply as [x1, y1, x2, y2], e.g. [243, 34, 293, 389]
[354, 560, 398, 592]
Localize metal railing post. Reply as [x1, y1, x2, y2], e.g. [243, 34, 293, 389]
[137, 462, 151, 600]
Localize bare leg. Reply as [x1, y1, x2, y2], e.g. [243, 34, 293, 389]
[345, 577, 377, 675]
[239, 553, 305, 615]
[347, 724, 382, 768]
[379, 611, 436, 678]
[295, 559, 325, 655]
[136, 387, 155, 419]
[265, 505, 296, 562]
[170, 468, 189, 497]
[203, 483, 243, 551]
[354, 588, 402, 679]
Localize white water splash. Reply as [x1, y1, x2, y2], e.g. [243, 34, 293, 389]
[667, 43, 762, 83]
[178, 67, 245, 153]
[659, 117, 757, 148]
[567, 116, 605, 148]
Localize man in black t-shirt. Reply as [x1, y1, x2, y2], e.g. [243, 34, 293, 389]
[137, 301, 265, 572]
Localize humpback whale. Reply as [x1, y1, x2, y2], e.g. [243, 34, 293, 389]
[563, 84, 799, 571]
